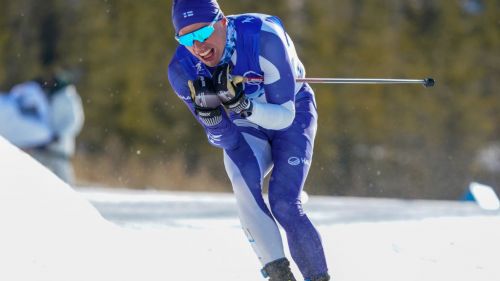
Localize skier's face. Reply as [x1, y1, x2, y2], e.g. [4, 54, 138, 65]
[178, 17, 227, 67]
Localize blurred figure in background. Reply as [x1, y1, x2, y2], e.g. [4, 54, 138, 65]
[0, 70, 84, 185]
[29, 70, 85, 185]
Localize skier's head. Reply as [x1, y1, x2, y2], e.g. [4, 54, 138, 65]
[172, 0, 227, 67]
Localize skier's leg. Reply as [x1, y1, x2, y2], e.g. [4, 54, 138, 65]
[224, 130, 285, 266]
[268, 95, 330, 280]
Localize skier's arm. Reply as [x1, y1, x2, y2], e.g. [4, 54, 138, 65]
[167, 62, 241, 150]
[244, 18, 299, 130]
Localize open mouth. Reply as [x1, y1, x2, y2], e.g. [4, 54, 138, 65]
[199, 48, 215, 61]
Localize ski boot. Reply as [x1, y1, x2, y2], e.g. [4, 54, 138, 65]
[261, 258, 297, 281]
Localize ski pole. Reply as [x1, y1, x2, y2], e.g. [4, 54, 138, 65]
[245, 77, 435, 88]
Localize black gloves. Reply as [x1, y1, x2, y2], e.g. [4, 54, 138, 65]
[188, 76, 223, 126]
[188, 64, 253, 126]
[212, 64, 253, 117]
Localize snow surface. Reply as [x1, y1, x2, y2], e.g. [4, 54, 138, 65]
[1, 136, 500, 281]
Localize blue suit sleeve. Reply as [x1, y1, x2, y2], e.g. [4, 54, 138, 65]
[259, 25, 296, 105]
[245, 17, 299, 130]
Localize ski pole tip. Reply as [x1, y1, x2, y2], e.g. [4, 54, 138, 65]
[424, 78, 435, 88]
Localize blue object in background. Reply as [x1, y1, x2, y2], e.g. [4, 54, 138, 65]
[462, 182, 500, 211]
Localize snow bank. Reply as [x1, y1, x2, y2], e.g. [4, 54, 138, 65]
[1, 135, 500, 281]
[0, 136, 170, 281]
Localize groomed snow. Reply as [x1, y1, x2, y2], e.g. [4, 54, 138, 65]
[1, 136, 499, 281]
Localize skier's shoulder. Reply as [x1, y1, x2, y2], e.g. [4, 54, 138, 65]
[167, 47, 196, 100]
[234, 14, 289, 54]
[168, 46, 191, 70]
[229, 13, 268, 32]
[230, 13, 286, 34]
[168, 46, 194, 85]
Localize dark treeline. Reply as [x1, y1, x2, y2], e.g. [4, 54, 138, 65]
[1, 0, 498, 198]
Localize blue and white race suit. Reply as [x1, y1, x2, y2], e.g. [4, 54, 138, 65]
[168, 13, 328, 279]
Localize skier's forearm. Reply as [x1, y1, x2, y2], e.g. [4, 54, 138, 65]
[247, 100, 295, 130]
[203, 116, 241, 150]
[181, 98, 241, 150]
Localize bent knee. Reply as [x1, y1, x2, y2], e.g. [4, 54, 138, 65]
[270, 199, 305, 227]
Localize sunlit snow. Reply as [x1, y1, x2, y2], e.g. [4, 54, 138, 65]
[1, 136, 499, 281]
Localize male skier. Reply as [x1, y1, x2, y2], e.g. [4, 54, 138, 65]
[167, 1, 330, 280]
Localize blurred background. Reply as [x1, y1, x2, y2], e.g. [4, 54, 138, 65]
[0, 0, 498, 199]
